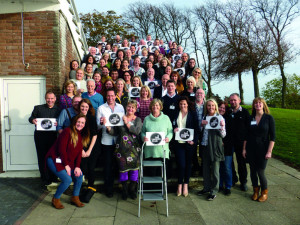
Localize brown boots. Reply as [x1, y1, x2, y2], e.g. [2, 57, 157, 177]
[251, 186, 260, 201]
[258, 189, 268, 202]
[52, 197, 64, 209]
[71, 196, 85, 207]
[251, 187, 268, 202]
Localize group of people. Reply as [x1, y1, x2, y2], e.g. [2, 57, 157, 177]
[28, 34, 275, 210]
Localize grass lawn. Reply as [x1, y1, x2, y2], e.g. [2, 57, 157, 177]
[243, 105, 300, 169]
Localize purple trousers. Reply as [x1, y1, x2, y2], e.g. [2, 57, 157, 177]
[119, 170, 139, 182]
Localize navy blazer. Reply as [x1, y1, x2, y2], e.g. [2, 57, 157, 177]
[173, 110, 200, 148]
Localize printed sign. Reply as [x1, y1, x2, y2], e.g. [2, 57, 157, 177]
[129, 87, 141, 97]
[174, 67, 185, 77]
[139, 56, 147, 64]
[175, 128, 194, 141]
[160, 44, 169, 50]
[147, 41, 153, 47]
[150, 46, 159, 53]
[110, 52, 117, 59]
[36, 118, 56, 131]
[173, 54, 182, 62]
[144, 81, 158, 89]
[205, 115, 222, 129]
[113, 43, 122, 48]
[146, 132, 165, 146]
[139, 45, 148, 50]
[75, 81, 81, 89]
[98, 41, 107, 46]
[120, 47, 129, 51]
[130, 42, 138, 48]
[105, 113, 124, 126]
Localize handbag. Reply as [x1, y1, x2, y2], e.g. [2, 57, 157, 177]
[79, 186, 96, 203]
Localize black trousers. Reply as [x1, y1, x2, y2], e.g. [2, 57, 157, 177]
[234, 143, 248, 185]
[81, 135, 102, 187]
[102, 144, 116, 194]
[34, 131, 57, 182]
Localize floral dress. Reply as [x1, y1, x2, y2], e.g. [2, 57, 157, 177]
[109, 117, 143, 172]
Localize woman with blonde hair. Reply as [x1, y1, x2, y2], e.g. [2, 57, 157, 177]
[197, 99, 226, 201]
[115, 78, 129, 110]
[192, 67, 207, 91]
[46, 113, 90, 209]
[59, 80, 77, 109]
[242, 97, 275, 202]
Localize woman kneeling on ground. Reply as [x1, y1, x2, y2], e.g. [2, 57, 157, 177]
[46, 113, 90, 209]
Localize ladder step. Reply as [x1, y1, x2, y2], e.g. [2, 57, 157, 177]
[143, 176, 163, 183]
[143, 161, 163, 167]
[140, 189, 162, 192]
[142, 193, 164, 201]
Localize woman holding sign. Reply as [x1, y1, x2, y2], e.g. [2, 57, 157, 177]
[242, 98, 275, 202]
[141, 99, 173, 161]
[197, 99, 226, 201]
[106, 100, 142, 200]
[46, 113, 90, 209]
[173, 96, 199, 197]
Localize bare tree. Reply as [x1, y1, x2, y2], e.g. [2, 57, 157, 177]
[189, 4, 219, 97]
[252, 0, 299, 107]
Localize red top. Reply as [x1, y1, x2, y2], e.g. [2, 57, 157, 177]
[46, 127, 82, 172]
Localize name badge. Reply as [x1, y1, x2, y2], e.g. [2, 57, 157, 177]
[251, 121, 257, 125]
[190, 93, 195, 96]
[56, 158, 62, 163]
[170, 105, 175, 110]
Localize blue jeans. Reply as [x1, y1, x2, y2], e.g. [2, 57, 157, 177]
[219, 155, 233, 189]
[47, 158, 83, 199]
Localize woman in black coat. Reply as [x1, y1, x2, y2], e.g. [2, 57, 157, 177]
[173, 96, 199, 197]
[243, 97, 275, 202]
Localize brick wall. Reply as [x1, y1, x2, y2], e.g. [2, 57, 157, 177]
[0, 11, 81, 172]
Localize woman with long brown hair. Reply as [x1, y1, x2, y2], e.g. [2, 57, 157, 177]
[46, 113, 90, 209]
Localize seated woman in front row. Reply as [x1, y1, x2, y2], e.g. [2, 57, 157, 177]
[46, 114, 90, 209]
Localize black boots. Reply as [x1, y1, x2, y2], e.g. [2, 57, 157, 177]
[129, 181, 137, 200]
[121, 181, 128, 200]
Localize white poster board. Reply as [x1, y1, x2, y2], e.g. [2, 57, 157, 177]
[36, 118, 57, 131]
[144, 80, 158, 89]
[172, 54, 182, 62]
[205, 115, 222, 129]
[129, 87, 141, 97]
[120, 47, 129, 51]
[146, 132, 165, 146]
[109, 52, 117, 59]
[174, 67, 185, 77]
[139, 56, 147, 64]
[146, 40, 153, 47]
[175, 128, 194, 141]
[105, 112, 124, 126]
[113, 43, 122, 48]
[150, 46, 159, 53]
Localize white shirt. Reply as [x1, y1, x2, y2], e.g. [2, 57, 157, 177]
[162, 86, 167, 97]
[96, 102, 125, 145]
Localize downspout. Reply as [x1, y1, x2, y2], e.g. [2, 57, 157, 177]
[21, 2, 29, 69]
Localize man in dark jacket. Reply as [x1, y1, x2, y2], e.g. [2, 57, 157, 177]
[29, 90, 61, 185]
[226, 93, 250, 191]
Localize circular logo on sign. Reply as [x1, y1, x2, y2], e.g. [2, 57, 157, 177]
[141, 57, 146, 63]
[150, 133, 162, 144]
[131, 88, 140, 97]
[109, 114, 120, 125]
[41, 119, 52, 129]
[179, 129, 190, 140]
[141, 46, 146, 50]
[147, 41, 152, 46]
[123, 47, 128, 51]
[177, 69, 183, 76]
[209, 117, 219, 128]
[174, 55, 180, 61]
[111, 53, 116, 58]
[148, 82, 155, 89]
[151, 47, 157, 52]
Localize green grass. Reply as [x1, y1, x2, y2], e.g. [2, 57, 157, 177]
[242, 105, 300, 169]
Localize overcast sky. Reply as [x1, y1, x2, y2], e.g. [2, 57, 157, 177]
[74, 0, 300, 103]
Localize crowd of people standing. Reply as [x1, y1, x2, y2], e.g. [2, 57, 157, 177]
[29, 34, 275, 209]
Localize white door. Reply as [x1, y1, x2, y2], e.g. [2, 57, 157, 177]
[1, 77, 45, 171]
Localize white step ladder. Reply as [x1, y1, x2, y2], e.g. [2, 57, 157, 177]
[138, 143, 169, 217]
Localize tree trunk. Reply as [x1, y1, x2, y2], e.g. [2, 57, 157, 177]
[279, 64, 287, 108]
[252, 68, 260, 98]
[238, 71, 244, 104]
[207, 77, 212, 98]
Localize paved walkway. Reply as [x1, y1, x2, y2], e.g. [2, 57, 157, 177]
[2, 158, 300, 225]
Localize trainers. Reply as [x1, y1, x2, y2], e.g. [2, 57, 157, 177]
[197, 189, 209, 196]
[207, 194, 216, 201]
[224, 188, 231, 196]
[240, 183, 248, 192]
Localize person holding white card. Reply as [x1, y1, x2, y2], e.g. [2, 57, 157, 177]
[242, 98, 275, 202]
[46, 113, 89, 209]
[29, 90, 61, 185]
[97, 88, 125, 197]
[141, 99, 173, 160]
[198, 99, 226, 201]
[71, 69, 87, 94]
[173, 96, 199, 197]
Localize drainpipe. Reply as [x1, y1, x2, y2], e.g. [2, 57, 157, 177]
[21, 2, 29, 69]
